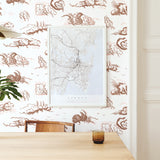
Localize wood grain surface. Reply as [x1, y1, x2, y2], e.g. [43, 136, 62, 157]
[0, 132, 134, 160]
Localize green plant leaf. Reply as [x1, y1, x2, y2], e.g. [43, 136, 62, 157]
[0, 92, 5, 101]
[6, 87, 22, 97]
[0, 73, 22, 101]
[0, 78, 10, 82]
[5, 91, 20, 100]
[4, 91, 11, 99]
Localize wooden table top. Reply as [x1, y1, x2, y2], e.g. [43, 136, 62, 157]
[0, 132, 134, 160]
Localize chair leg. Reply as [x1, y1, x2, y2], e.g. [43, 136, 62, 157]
[24, 121, 28, 132]
[73, 124, 75, 132]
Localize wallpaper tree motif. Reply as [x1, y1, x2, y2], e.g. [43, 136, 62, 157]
[0, 0, 129, 146]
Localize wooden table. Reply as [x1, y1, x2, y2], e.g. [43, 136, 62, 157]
[0, 132, 134, 160]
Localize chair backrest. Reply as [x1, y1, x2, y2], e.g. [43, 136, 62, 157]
[25, 120, 75, 132]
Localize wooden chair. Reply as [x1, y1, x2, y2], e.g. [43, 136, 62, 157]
[25, 120, 75, 132]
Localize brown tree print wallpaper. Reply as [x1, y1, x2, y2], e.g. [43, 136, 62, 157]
[0, 0, 129, 146]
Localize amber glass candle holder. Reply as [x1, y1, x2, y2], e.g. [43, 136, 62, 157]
[92, 130, 104, 144]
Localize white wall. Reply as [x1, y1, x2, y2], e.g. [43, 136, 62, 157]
[138, 0, 160, 159]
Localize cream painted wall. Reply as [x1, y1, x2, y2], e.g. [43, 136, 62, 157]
[138, 0, 160, 159]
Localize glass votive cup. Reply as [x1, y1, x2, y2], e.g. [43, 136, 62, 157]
[92, 130, 104, 144]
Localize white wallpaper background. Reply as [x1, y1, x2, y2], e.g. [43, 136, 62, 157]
[0, 0, 129, 147]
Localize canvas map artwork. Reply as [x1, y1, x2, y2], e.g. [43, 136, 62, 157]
[49, 26, 106, 107]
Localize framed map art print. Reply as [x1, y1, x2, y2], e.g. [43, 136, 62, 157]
[48, 26, 107, 107]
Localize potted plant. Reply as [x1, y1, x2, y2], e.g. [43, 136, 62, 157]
[0, 70, 22, 101]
